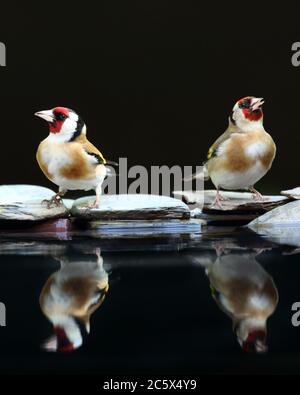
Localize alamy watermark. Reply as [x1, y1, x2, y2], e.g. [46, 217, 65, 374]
[291, 302, 300, 326]
[102, 158, 205, 209]
[0, 42, 6, 67]
[291, 42, 300, 67]
[0, 303, 6, 326]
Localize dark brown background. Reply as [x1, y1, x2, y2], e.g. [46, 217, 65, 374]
[0, 2, 300, 194]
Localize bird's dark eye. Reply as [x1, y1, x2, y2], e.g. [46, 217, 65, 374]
[55, 112, 67, 121]
[239, 99, 251, 109]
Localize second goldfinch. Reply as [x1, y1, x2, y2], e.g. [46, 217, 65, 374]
[35, 107, 107, 208]
[207, 251, 278, 353]
[202, 97, 276, 208]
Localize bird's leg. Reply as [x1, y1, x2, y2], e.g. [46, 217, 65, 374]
[95, 247, 104, 269]
[249, 186, 264, 201]
[211, 188, 224, 209]
[87, 185, 102, 209]
[218, 193, 229, 201]
[42, 189, 67, 209]
[95, 247, 102, 262]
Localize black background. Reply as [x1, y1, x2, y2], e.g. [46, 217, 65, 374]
[0, 3, 300, 193]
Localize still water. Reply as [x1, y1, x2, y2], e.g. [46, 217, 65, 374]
[0, 225, 300, 375]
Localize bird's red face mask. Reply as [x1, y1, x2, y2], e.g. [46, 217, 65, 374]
[54, 326, 75, 353]
[34, 107, 70, 134]
[242, 330, 267, 353]
[238, 96, 264, 122]
[42, 326, 75, 353]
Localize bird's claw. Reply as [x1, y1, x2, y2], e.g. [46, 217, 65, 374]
[88, 203, 99, 209]
[212, 241, 227, 257]
[219, 194, 229, 201]
[250, 188, 264, 201]
[210, 190, 228, 209]
[210, 201, 223, 210]
[42, 195, 63, 209]
[83, 201, 100, 209]
[252, 194, 264, 201]
[210, 195, 224, 210]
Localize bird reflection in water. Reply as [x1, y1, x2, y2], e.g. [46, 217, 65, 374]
[39, 248, 109, 353]
[195, 248, 278, 353]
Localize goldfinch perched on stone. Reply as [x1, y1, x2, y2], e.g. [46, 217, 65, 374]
[35, 107, 107, 208]
[203, 97, 276, 208]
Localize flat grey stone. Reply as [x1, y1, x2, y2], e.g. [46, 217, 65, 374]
[281, 187, 300, 200]
[71, 194, 190, 220]
[250, 226, 300, 249]
[62, 199, 74, 210]
[0, 184, 69, 221]
[0, 184, 55, 204]
[248, 200, 300, 229]
[174, 190, 288, 212]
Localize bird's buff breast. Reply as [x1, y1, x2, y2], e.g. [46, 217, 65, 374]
[37, 141, 105, 190]
[40, 262, 107, 318]
[208, 132, 275, 190]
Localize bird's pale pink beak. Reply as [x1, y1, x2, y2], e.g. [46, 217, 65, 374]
[251, 98, 265, 111]
[34, 110, 54, 123]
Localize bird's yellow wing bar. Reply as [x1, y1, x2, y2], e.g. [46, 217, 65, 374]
[207, 146, 216, 159]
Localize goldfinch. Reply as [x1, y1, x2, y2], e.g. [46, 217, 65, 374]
[202, 97, 276, 208]
[35, 107, 107, 208]
[208, 252, 278, 353]
[197, 251, 278, 353]
[39, 248, 109, 353]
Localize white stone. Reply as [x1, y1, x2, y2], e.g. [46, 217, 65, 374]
[174, 190, 288, 212]
[71, 194, 190, 220]
[281, 187, 300, 200]
[248, 200, 300, 228]
[0, 185, 69, 221]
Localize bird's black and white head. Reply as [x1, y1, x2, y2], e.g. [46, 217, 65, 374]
[42, 315, 84, 354]
[35, 107, 86, 142]
[235, 318, 268, 354]
[230, 97, 265, 130]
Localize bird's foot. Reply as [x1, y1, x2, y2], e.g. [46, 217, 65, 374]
[210, 196, 223, 210]
[85, 200, 100, 209]
[249, 187, 264, 201]
[219, 193, 229, 201]
[210, 191, 224, 209]
[212, 241, 227, 257]
[254, 248, 269, 256]
[42, 194, 63, 209]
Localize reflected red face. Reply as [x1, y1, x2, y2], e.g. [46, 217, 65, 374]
[238, 97, 263, 122]
[54, 326, 74, 353]
[242, 330, 266, 353]
[49, 107, 70, 134]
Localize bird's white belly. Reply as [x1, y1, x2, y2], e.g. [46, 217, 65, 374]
[211, 161, 268, 190]
[57, 178, 98, 191]
[55, 173, 100, 191]
[56, 165, 107, 191]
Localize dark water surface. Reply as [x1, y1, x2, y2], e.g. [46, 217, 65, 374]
[0, 225, 300, 375]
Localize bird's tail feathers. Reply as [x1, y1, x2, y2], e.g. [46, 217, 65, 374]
[183, 166, 210, 182]
[105, 160, 119, 167]
[105, 160, 119, 176]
